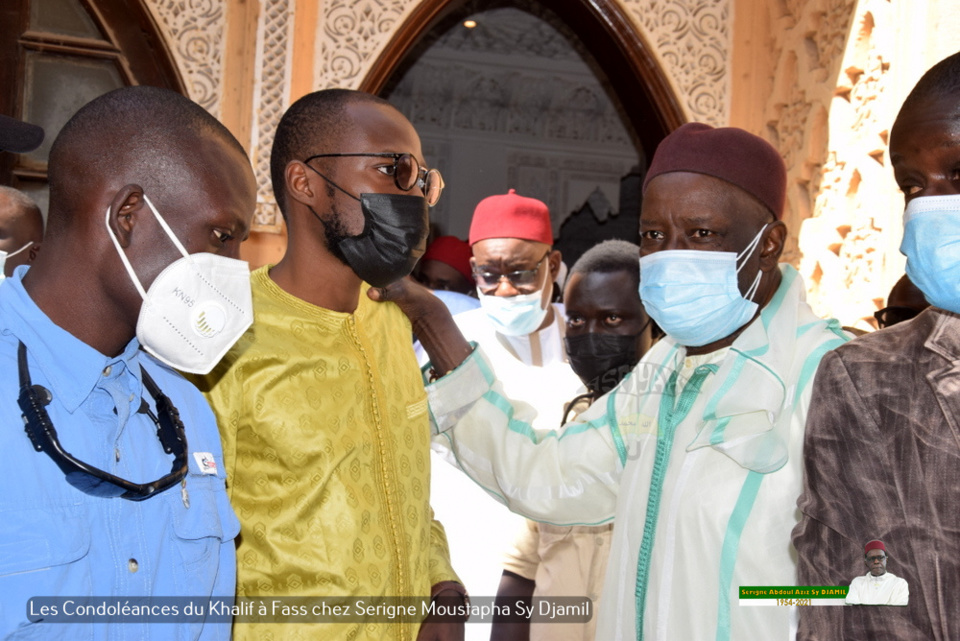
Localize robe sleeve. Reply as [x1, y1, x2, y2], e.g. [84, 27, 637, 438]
[426, 347, 622, 525]
[891, 577, 909, 607]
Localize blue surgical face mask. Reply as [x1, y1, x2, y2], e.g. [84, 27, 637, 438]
[638, 225, 767, 347]
[477, 286, 550, 337]
[900, 194, 960, 313]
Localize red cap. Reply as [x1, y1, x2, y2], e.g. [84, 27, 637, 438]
[469, 189, 553, 246]
[643, 122, 786, 219]
[422, 236, 474, 284]
[864, 540, 886, 554]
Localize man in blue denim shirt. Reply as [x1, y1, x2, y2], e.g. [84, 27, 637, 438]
[0, 86, 255, 639]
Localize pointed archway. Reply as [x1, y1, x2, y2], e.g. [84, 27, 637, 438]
[359, 0, 684, 157]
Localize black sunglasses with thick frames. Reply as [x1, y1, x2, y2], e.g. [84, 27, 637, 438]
[18, 341, 189, 501]
[304, 152, 444, 207]
[873, 305, 922, 329]
[473, 253, 550, 294]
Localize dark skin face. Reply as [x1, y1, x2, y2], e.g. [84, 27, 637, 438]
[564, 270, 652, 356]
[887, 274, 929, 312]
[639, 171, 787, 355]
[890, 96, 960, 204]
[865, 550, 888, 577]
[276, 101, 428, 312]
[415, 259, 474, 295]
[22, 133, 256, 357]
[0, 191, 43, 277]
[470, 238, 562, 333]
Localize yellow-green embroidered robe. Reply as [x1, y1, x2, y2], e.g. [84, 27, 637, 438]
[192, 267, 458, 641]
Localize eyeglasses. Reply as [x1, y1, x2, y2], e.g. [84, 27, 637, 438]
[18, 341, 188, 500]
[874, 306, 921, 329]
[304, 152, 444, 206]
[473, 254, 549, 294]
[866, 555, 887, 563]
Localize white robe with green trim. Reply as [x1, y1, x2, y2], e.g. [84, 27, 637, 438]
[426, 265, 850, 641]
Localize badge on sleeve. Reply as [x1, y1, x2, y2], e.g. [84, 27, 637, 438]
[193, 452, 219, 476]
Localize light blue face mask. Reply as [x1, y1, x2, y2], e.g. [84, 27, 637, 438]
[900, 194, 960, 313]
[477, 287, 549, 337]
[638, 225, 767, 347]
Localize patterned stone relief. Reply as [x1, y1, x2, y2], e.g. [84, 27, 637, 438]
[251, 0, 294, 231]
[146, 0, 733, 232]
[316, 0, 731, 127]
[792, 0, 898, 327]
[317, 0, 410, 90]
[143, 0, 224, 116]
[621, 0, 730, 125]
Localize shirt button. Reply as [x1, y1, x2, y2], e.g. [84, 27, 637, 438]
[129, 394, 135, 402]
[684, 358, 693, 369]
[128, 558, 139, 573]
[102, 365, 112, 377]
[595, 537, 604, 546]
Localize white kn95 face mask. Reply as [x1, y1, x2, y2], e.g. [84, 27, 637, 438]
[105, 195, 253, 374]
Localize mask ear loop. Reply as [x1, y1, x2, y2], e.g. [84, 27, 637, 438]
[142, 194, 191, 259]
[104, 194, 191, 302]
[743, 270, 763, 302]
[736, 223, 769, 302]
[105, 205, 149, 301]
[5, 241, 33, 260]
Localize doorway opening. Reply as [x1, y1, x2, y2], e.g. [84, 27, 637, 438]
[365, 0, 682, 266]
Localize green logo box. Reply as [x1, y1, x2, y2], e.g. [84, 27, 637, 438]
[739, 586, 848, 599]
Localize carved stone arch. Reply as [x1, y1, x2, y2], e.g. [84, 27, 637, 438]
[358, 0, 686, 156]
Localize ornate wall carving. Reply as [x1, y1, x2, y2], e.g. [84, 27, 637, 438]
[792, 0, 898, 328]
[621, 0, 730, 125]
[317, 1, 410, 90]
[146, 0, 734, 231]
[143, 0, 224, 116]
[250, 0, 294, 231]
[316, 0, 731, 127]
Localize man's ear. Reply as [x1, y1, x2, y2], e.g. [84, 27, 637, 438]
[106, 184, 146, 249]
[28, 243, 40, 262]
[548, 249, 562, 281]
[759, 220, 787, 271]
[285, 161, 317, 208]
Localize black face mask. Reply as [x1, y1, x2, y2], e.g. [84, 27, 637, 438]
[564, 332, 643, 395]
[335, 193, 429, 287]
[303, 163, 431, 287]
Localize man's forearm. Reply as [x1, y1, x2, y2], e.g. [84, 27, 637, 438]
[367, 278, 472, 375]
[413, 305, 472, 377]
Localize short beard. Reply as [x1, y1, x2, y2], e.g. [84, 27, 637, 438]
[322, 206, 352, 267]
[315, 181, 352, 267]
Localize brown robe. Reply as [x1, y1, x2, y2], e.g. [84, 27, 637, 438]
[793, 307, 960, 640]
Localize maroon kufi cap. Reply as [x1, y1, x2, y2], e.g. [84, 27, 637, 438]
[643, 122, 786, 219]
[469, 189, 553, 246]
[864, 540, 886, 554]
[422, 236, 474, 284]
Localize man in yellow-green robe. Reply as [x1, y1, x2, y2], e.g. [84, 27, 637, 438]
[191, 90, 464, 641]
